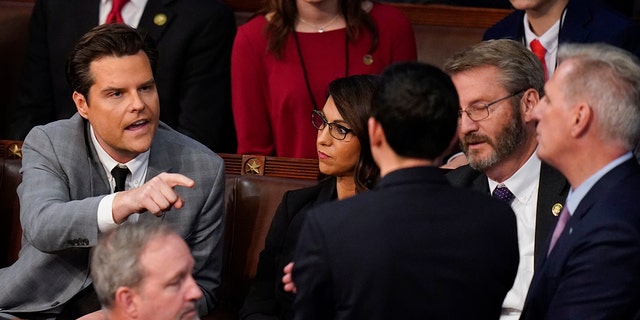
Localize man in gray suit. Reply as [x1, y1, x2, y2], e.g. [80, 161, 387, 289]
[0, 23, 225, 319]
[444, 39, 569, 320]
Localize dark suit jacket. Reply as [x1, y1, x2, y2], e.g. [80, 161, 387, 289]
[521, 159, 640, 319]
[293, 167, 519, 320]
[0, 114, 225, 315]
[483, 0, 640, 58]
[240, 177, 336, 320]
[9, 0, 237, 152]
[447, 162, 569, 268]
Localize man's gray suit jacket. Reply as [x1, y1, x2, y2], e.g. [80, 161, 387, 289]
[0, 114, 225, 315]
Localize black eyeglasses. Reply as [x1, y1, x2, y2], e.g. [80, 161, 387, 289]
[459, 90, 525, 121]
[311, 110, 353, 141]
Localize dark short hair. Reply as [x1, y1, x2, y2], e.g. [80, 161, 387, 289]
[371, 62, 459, 159]
[65, 23, 158, 98]
[328, 74, 380, 191]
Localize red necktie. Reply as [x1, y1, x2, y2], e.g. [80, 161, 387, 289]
[530, 39, 548, 81]
[106, 0, 129, 24]
[547, 206, 570, 256]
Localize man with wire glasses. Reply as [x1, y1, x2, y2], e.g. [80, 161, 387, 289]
[444, 39, 569, 320]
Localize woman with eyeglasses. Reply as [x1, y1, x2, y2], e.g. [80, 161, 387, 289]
[239, 75, 380, 320]
[232, 0, 416, 159]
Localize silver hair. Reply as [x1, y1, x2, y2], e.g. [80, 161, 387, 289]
[558, 43, 640, 149]
[91, 221, 176, 309]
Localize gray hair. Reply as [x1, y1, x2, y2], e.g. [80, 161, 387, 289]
[557, 43, 640, 149]
[91, 222, 175, 309]
[443, 39, 545, 100]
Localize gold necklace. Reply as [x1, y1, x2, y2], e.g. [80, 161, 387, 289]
[298, 13, 340, 33]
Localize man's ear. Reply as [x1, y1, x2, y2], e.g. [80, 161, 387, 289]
[73, 91, 89, 119]
[114, 287, 139, 317]
[522, 88, 540, 122]
[570, 103, 592, 139]
[368, 117, 384, 150]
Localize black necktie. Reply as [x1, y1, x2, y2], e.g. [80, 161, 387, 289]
[111, 166, 130, 192]
[492, 184, 515, 205]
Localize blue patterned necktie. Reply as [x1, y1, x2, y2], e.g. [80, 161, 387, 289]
[492, 184, 515, 205]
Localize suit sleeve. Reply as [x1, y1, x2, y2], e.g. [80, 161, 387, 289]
[18, 127, 103, 252]
[176, 6, 237, 152]
[239, 192, 294, 320]
[9, 0, 56, 139]
[232, 23, 275, 155]
[545, 205, 640, 319]
[191, 160, 226, 314]
[292, 210, 334, 320]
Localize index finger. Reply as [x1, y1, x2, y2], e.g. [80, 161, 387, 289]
[159, 172, 195, 188]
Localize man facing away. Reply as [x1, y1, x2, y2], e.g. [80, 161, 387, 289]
[91, 222, 202, 320]
[523, 42, 640, 319]
[0, 23, 225, 319]
[292, 61, 519, 320]
[444, 39, 569, 320]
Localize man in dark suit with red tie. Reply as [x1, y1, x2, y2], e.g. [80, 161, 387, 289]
[522, 42, 640, 319]
[483, 0, 640, 80]
[8, 0, 237, 152]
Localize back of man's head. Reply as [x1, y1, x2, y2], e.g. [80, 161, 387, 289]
[65, 23, 158, 98]
[444, 39, 545, 97]
[371, 61, 459, 160]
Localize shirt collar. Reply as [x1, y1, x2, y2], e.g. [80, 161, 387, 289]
[488, 151, 541, 204]
[565, 152, 634, 215]
[523, 12, 561, 54]
[90, 124, 150, 183]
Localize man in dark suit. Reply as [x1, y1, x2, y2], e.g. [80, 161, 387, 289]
[0, 24, 225, 319]
[7, 0, 236, 152]
[483, 0, 640, 79]
[522, 43, 640, 319]
[292, 61, 519, 320]
[444, 39, 569, 319]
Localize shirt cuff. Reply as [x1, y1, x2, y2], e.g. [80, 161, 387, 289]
[98, 193, 119, 232]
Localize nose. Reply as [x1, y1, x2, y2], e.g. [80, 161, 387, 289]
[129, 91, 146, 112]
[185, 274, 203, 302]
[458, 112, 479, 136]
[317, 125, 332, 146]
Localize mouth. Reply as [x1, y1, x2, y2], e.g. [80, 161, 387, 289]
[462, 133, 489, 151]
[125, 119, 149, 131]
[318, 151, 330, 160]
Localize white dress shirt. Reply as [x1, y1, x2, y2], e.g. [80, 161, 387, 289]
[523, 12, 561, 80]
[488, 152, 541, 320]
[91, 125, 149, 231]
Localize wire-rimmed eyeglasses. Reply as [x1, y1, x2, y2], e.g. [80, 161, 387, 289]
[311, 110, 353, 140]
[459, 90, 525, 121]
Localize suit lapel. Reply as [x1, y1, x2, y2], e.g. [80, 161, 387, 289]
[534, 163, 569, 267]
[558, 0, 592, 43]
[81, 117, 112, 196]
[138, 131, 173, 223]
[139, 0, 176, 42]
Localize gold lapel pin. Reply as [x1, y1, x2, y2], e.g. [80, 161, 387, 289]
[552, 203, 563, 216]
[154, 13, 168, 26]
[362, 54, 373, 66]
